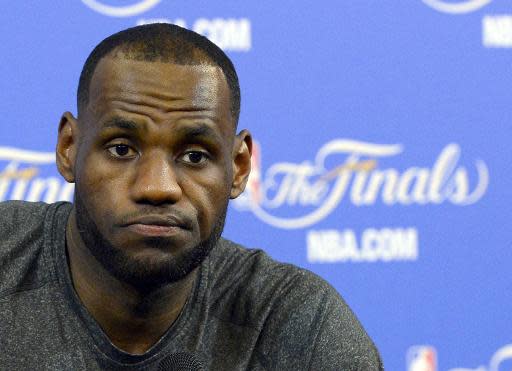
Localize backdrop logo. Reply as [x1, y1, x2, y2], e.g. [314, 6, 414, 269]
[233, 139, 489, 229]
[421, 0, 492, 14]
[449, 344, 512, 371]
[407, 345, 437, 371]
[81, 0, 162, 17]
[0, 146, 73, 203]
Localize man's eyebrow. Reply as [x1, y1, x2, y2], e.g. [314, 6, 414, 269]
[176, 124, 224, 143]
[99, 118, 225, 142]
[100, 117, 142, 131]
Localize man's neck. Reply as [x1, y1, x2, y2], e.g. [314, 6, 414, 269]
[65, 211, 197, 355]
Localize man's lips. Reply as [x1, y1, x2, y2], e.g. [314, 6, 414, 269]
[121, 215, 191, 237]
[125, 224, 184, 237]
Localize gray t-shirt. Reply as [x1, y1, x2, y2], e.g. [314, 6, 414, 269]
[0, 201, 383, 370]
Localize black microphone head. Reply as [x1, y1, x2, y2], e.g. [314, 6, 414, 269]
[157, 352, 203, 371]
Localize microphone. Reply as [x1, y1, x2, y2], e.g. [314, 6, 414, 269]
[157, 352, 203, 370]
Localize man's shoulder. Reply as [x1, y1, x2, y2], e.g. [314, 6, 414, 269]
[213, 237, 334, 284]
[210, 238, 318, 292]
[0, 199, 50, 215]
[207, 238, 341, 324]
[0, 200, 52, 241]
[206, 239, 383, 369]
[0, 201, 70, 298]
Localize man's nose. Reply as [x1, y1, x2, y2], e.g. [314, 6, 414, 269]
[131, 152, 182, 205]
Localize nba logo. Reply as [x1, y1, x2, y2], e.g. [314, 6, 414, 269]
[406, 346, 437, 371]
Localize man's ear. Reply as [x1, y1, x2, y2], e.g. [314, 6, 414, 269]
[56, 112, 79, 183]
[230, 129, 252, 199]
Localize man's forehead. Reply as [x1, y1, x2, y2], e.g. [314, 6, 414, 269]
[84, 56, 235, 134]
[89, 56, 229, 103]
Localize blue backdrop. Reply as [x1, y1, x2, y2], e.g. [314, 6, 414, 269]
[1, 1, 511, 370]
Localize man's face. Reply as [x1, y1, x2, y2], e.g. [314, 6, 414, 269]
[70, 56, 237, 288]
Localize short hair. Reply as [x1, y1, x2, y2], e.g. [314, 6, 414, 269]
[77, 23, 241, 125]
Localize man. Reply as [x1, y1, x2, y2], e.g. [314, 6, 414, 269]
[0, 24, 383, 370]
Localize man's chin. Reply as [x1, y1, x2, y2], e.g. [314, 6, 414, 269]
[98, 243, 211, 290]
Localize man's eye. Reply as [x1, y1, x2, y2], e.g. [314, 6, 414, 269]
[181, 151, 209, 164]
[107, 144, 136, 158]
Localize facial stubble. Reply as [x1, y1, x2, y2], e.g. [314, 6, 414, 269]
[73, 190, 228, 291]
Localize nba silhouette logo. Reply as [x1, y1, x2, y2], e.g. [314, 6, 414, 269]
[406, 346, 437, 371]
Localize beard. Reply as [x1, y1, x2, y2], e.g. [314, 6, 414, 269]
[73, 191, 227, 291]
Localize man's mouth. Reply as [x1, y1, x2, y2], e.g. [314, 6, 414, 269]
[121, 215, 191, 238]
